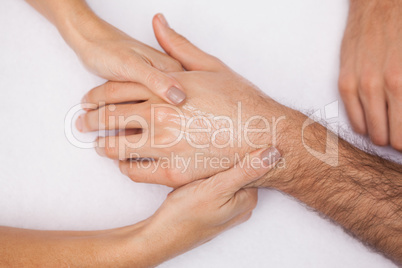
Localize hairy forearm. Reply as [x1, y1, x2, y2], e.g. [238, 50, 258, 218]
[253, 108, 402, 263]
[0, 223, 153, 267]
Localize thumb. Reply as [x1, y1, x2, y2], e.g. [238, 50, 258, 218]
[213, 147, 282, 195]
[153, 13, 225, 72]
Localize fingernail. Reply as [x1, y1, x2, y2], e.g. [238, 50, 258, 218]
[261, 147, 281, 166]
[76, 116, 83, 132]
[158, 13, 169, 27]
[167, 86, 186, 105]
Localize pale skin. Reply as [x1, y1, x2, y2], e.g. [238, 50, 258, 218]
[26, 0, 402, 149]
[5, 0, 400, 266]
[339, 0, 402, 150]
[24, 0, 187, 105]
[80, 15, 402, 264]
[0, 148, 279, 267]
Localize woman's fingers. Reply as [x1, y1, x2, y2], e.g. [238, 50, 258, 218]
[212, 147, 282, 196]
[206, 147, 280, 221]
[95, 134, 164, 160]
[227, 188, 259, 219]
[76, 102, 151, 132]
[153, 13, 226, 72]
[133, 64, 187, 105]
[82, 81, 153, 110]
[117, 160, 175, 186]
[219, 210, 254, 232]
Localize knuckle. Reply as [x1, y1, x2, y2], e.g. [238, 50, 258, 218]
[145, 71, 164, 90]
[359, 77, 382, 96]
[104, 82, 119, 100]
[156, 135, 176, 149]
[104, 141, 119, 158]
[338, 75, 357, 96]
[249, 196, 258, 211]
[163, 167, 182, 185]
[240, 166, 260, 180]
[153, 107, 175, 123]
[161, 56, 183, 72]
[170, 33, 189, 51]
[385, 73, 402, 96]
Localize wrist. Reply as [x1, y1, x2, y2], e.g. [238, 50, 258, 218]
[249, 103, 330, 194]
[55, 7, 102, 54]
[52, 2, 127, 57]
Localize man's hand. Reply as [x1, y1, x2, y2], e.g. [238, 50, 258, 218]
[77, 14, 289, 187]
[338, 0, 402, 150]
[25, 0, 187, 105]
[80, 14, 402, 263]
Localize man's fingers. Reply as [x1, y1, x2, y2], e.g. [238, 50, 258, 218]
[387, 93, 402, 151]
[76, 102, 151, 133]
[82, 81, 153, 111]
[95, 134, 164, 160]
[359, 80, 389, 146]
[338, 74, 367, 135]
[117, 160, 184, 187]
[212, 147, 281, 195]
[153, 13, 225, 72]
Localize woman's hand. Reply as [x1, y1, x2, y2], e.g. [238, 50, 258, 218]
[136, 148, 280, 267]
[0, 149, 280, 267]
[77, 14, 290, 187]
[25, 0, 186, 105]
[71, 14, 188, 105]
[339, 0, 402, 150]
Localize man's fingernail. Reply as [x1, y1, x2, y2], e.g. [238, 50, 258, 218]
[158, 13, 169, 27]
[76, 116, 83, 132]
[167, 86, 186, 105]
[261, 147, 281, 166]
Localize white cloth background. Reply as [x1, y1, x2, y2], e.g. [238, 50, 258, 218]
[0, 0, 400, 267]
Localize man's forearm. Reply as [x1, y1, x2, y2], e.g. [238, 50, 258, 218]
[253, 109, 402, 263]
